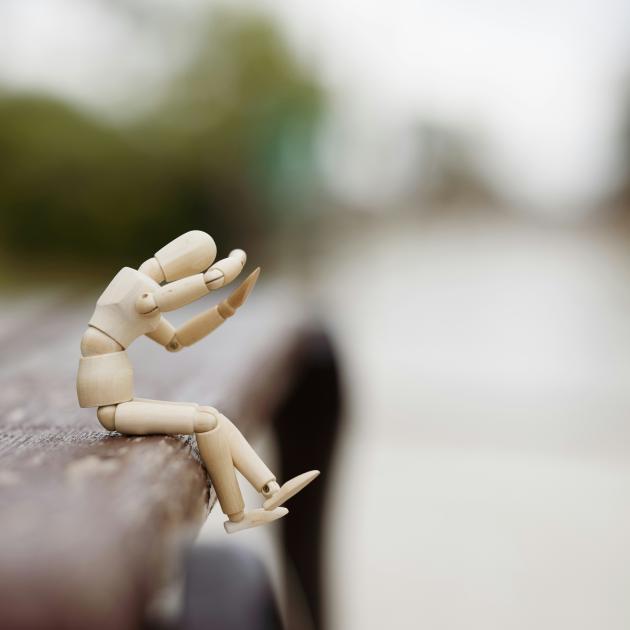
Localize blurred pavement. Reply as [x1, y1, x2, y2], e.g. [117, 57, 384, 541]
[311, 210, 630, 630]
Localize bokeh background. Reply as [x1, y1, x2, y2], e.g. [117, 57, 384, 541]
[3, 1, 630, 628]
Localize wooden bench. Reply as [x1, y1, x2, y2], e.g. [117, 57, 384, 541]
[0, 286, 341, 629]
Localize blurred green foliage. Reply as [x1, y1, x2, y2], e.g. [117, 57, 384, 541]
[0, 10, 323, 279]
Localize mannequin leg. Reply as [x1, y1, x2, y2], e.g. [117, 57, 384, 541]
[97, 398, 287, 533]
[103, 398, 200, 435]
[104, 398, 244, 518]
[215, 412, 275, 492]
[195, 421, 245, 520]
[217, 412, 320, 511]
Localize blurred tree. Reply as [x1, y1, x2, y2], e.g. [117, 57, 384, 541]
[0, 96, 182, 269]
[412, 123, 494, 206]
[141, 9, 323, 227]
[0, 9, 323, 278]
[612, 82, 630, 225]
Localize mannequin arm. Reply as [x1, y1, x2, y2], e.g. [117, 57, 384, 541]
[137, 250, 247, 314]
[144, 268, 260, 350]
[146, 316, 181, 352]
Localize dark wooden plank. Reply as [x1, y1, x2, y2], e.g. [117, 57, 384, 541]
[0, 285, 319, 630]
[273, 330, 343, 630]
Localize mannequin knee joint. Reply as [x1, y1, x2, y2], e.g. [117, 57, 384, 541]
[97, 405, 117, 431]
[195, 406, 219, 433]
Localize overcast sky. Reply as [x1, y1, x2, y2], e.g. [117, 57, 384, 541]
[2, 0, 630, 213]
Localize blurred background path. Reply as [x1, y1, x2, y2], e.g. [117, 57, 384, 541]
[309, 211, 630, 630]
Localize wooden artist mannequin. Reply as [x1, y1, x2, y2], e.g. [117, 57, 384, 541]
[77, 230, 318, 533]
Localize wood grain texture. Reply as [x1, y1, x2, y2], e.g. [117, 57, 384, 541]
[0, 283, 313, 630]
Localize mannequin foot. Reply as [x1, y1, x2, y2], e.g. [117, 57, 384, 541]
[262, 470, 320, 510]
[224, 507, 288, 534]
